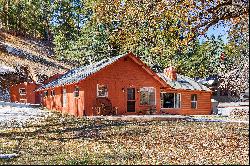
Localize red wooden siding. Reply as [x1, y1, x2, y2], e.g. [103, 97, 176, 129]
[10, 82, 39, 104]
[36, 53, 212, 116]
[77, 56, 163, 116]
[160, 89, 212, 115]
[39, 55, 167, 116]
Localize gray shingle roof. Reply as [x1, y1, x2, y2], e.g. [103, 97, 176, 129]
[157, 73, 211, 91]
[36, 52, 211, 92]
[36, 54, 126, 91]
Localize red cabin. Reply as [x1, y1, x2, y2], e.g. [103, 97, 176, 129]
[9, 73, 63, 104]
[10, 82, 40, 104]
[35, 52, 212, 116]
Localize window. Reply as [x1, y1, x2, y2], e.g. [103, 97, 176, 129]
[19, 88, 26, 95]
[97, 84, 108, 97]
[161, 93, 181, 108]
[127, 88, 135, 100]
[191, 94, 197, 109]
[51, 90, 55, 96]
[74, 86, 79, 97]
[63, 88, 67, 107]
[44, 91, 48, 97]
[140, 87, 156, 105]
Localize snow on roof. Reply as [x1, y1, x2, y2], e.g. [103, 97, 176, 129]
[157, 73, 211, 91]
[36, 54, 127, 91]
[0, 64, 16, 74]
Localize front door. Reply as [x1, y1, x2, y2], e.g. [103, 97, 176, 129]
[127, 88, 136, 113]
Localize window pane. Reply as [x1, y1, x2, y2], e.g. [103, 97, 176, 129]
[149, 90, 155, 105]
[191, 102, 197, 109]
[97, 85, 108, 97]
[191, 94, 197, 109]
[175, 93, 181, 108]
[140, 87, 155, 105]
[162, 93, 174, 108]
[191, 94, 197, 101]
[127, 88, 135, 100]
[140, 90, 149, 105]
[19, 89, 26, 94]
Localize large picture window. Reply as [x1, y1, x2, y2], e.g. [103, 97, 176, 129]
[97, 84, 108, 97]
[191, 94, 197, 109]
[140, 87, 156, 105]
[161, 93, 181, 108]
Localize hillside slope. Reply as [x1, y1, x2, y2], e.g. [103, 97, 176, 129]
[0, 31, 75, 101]
[0, 31, 74, 81]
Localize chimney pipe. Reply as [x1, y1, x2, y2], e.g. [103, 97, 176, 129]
[164, 66, 177, 81]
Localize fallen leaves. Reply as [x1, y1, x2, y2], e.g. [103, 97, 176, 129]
[0, 112, 249, 165]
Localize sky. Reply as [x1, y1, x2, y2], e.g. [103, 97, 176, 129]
[199, 24, 231, 44]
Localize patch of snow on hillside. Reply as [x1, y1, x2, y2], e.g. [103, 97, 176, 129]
[0, 64, 16, 74]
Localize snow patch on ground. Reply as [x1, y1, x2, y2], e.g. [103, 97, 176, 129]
[186, 117, 249, 124]
[0, 103, 51, 128]
[217, 102, 249, 116]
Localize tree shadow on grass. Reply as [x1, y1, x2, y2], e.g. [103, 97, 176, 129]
[0, 119, 153, 142]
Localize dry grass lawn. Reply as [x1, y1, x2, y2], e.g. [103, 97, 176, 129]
[0, 112, 249, 165]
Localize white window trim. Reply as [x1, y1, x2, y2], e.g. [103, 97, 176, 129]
[191, 94, 198, 109]
[62, 88, 67, 107]
[160, 92, 181, 109]
[139, 87, 156, 106]
[19, 88, 26, 95]
[97, 84, 108, 97]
